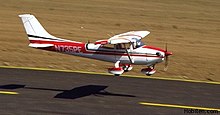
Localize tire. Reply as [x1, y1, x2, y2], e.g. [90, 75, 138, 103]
[114, 74, 120, 76]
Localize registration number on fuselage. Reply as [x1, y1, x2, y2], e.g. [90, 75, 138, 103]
[55, 45, 81, 53]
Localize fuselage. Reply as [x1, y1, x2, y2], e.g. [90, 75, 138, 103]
[34, 40, 166, 66]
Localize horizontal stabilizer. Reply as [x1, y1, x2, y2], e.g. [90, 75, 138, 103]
[29, 43, 54, 48]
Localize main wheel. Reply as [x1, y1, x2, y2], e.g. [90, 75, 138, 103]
[146, 74, 152, 76]
[114, 74, 120, 76]
[124, 70, 129, 72]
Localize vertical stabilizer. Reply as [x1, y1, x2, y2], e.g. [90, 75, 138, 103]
[19, 14, 56, 39]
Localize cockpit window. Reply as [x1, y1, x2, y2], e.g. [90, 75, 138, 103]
[101, 44, 114, 49]
[136, 40, 144, 48]
[115, 43, 130, 49]
[131, 38, 145, 48]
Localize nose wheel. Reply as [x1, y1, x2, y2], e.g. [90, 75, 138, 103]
[141, 65, 156, 76]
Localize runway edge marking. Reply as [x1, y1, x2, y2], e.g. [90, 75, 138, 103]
[0, 65, 220, 85]
[0, 91, 19, 95]
[139, 102, 220, 111]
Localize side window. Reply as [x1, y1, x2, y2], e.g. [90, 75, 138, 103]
[115, 44, 123, 49]
[115, 43, 130, 50]
[101, 44, 115, 49]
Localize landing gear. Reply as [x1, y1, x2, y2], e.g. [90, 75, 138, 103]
[120, 64, 133, 72]
[108, 61, 124, 76]
[108, 67, 124, 76]
[114, 74, 120, 76]
[108, 61, 134, 76]
[141, 66, 156, 76]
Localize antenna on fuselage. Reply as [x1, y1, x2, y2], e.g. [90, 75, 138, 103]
[107, 32, 115, 38]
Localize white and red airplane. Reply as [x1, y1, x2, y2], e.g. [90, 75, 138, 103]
[19, 14, 172, 76]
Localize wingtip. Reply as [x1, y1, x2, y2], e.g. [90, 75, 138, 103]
[18, 14, 32, 17]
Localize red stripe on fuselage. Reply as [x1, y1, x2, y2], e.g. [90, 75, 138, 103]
[30, 40, 162, 58]
[84, 51, 161, 57]
[30, 40, 87, 52]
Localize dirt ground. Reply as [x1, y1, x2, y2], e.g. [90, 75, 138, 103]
[0, 0, 219, 81]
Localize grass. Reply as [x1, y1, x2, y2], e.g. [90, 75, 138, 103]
[0, 0, 219, 81]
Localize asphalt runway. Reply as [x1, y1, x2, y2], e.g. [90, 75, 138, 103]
[0, 67, 219, 115]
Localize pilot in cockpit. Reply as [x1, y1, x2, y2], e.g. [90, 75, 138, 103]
[136, 40, 144, 48]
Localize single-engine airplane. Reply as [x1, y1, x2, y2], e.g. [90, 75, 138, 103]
[19, 14, 172, 76]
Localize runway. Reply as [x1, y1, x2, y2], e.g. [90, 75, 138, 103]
[0, 67, 219, 115]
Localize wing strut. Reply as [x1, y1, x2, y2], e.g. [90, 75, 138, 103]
[123, 43, 134, 64]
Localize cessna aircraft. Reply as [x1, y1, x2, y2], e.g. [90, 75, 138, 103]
[19, 14, 172, 76]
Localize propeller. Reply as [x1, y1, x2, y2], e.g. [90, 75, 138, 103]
[164, 43, 172, 71]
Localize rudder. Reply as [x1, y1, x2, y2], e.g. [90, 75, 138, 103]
[19, 14, 56, 39]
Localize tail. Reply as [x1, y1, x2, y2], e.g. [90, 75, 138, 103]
[19, 14, 69, 48]
[19, 14, 56, 39]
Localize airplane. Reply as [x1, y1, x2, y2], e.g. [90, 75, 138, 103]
[18, 14, 172, 76]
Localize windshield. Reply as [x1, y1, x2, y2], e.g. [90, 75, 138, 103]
[136, 40, 145, 48]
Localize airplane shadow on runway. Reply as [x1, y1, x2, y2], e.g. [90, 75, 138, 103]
[0, 84, 136, 99]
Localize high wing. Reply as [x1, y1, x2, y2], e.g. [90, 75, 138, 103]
[94, 31, 150, 45]
[108, 31, 150, 44]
